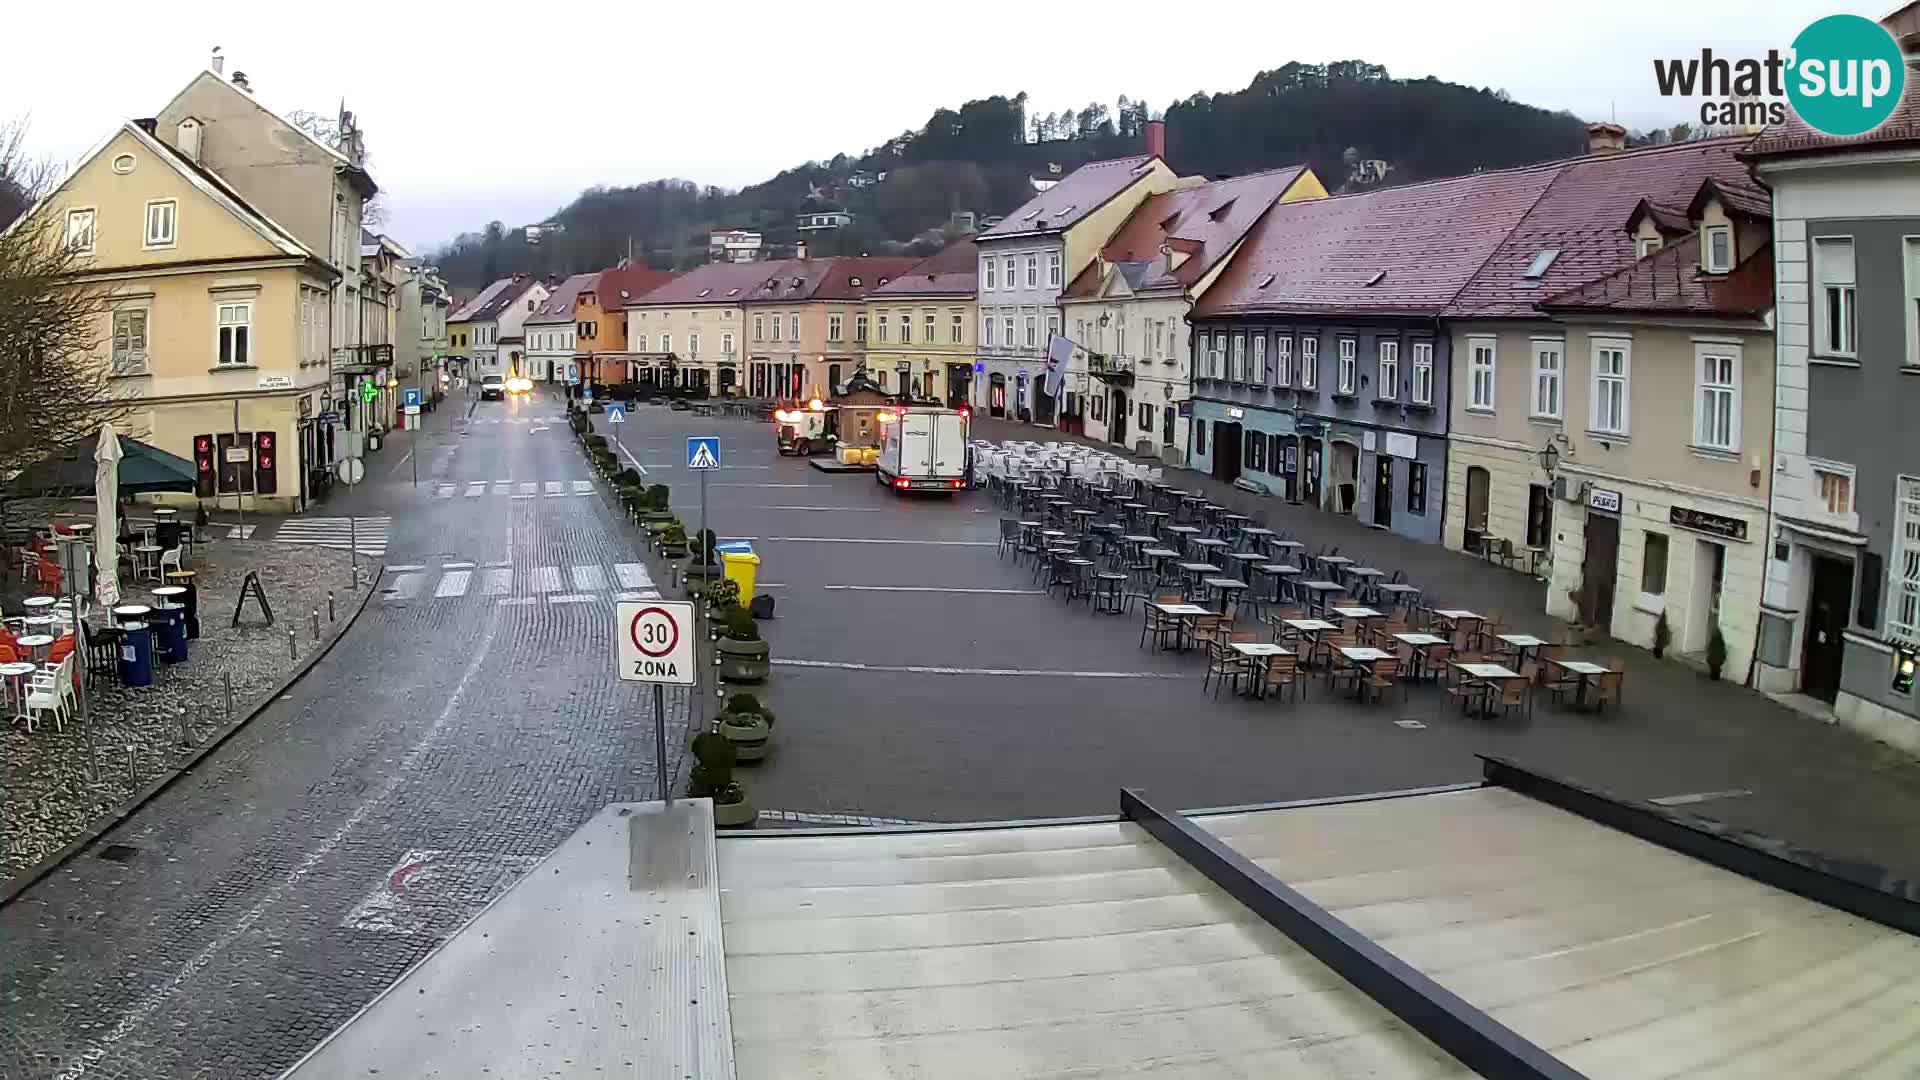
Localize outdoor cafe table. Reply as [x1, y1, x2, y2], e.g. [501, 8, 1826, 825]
[112, 604, 152, 626]
[1178, 562, 1223, 592]
[1148, 602, 1214, 651]
[1265, 539, 1306, 559]
[1335, 646, 1393, 699]
[1497, 633, 1550, 667]
[1252, 563, 1301, 603]
[1392, 632, 1449, 679]
[1238, 526, 1275, 551]
[2, 661, 36, 723]
[1190, 537, 1230, 557]
[1331, 606, 1385, 622]
[1142, 547, 1181, 579]
[1375, 582, 1424, 609]
[1315, 554, 1354, 574]
[1297, 580, 1346, 613]
[1547, 658, 1616, 708]
[1230, 642, 1292, 698]
[1452, 661, 1524, 716]
[1225, 551, 1265, 573]
[22, 615, 55, 632]
[1342, 566, 1385, 601]
[16, 634, 54, 662]
[1432, 609, 1484, 635]
[21, 596, 58, 613]
[1202, 577, 1247, 612]
[1280, 618, 1338, 664]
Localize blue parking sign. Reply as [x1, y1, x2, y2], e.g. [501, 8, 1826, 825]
[402, 387, 422, 408]
[686, 437, 721, 469]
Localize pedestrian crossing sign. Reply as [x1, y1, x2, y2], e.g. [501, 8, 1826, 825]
[686, 436, 721, 469]
[606, 404, 626, 424]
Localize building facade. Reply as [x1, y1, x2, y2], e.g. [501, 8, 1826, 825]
[622, 260, 778, 393]
[1748, 61, 1920, 748]
[525, 273, 595, 384]
[15, 119, 337, 512]
[578, 263, 676, 385]
[865, 242, 979, 405]
[454, 276, 547, 378]
[743, 256, 918, 400]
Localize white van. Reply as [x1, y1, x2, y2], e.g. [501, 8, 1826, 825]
[877, 408, 969, 492]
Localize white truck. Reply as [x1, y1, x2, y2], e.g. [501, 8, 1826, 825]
[876, 407, 970, 492]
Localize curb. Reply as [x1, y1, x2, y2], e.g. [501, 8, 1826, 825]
[0, 571, 382, 908]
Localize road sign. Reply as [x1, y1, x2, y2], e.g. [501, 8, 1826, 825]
[581, 387, 594, 403]
[336, 457, 365, 485]
[606, 404, 626, 424]
[404, 404, 421, 416]
[616, 600, 695, 685]
[223, 447, 250, 464]
[402, 387, 422, 408]
[318, 411, 339, 423]
[687, 436, 721, 469]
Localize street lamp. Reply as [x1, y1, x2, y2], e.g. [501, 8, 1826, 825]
[1536, 441, 1559, 473]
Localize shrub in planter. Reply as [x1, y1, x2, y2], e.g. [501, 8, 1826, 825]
[1706, 625, 1728, 681]
[716, 603, 769, 683]
[585, 434, 608, 454]
[687, 729, 755, 827]
[719, 690, 776, 762]
[616, 467, 643, 488]
[646, 484, 672, 512]
[659, 521, 689, 558]
[1652, 610, 1671, 659]
[706, 578, 742, 612]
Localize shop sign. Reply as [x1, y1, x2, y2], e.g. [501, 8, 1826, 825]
[257, 374, 293, 390]
[298, 397, 313, 418]
[1670, 505, 1749, 542]
[1225, 406, 1245, 420]
[1589, 487, 1622, 513]
[1362, 430, 1377, 452]
[1382, 432, 1418, 460]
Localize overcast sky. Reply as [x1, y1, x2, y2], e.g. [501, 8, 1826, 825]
[4, 1, 1872, 253]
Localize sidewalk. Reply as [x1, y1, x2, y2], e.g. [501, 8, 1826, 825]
[975, 417, 1920, 886]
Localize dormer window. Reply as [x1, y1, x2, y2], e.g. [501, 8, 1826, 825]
[1523, 249, 1560, 279]
[1365, 270, 1387, 287]
[878, 277, 889, 286]
[1022, 209, 1041, 221]
[1052, 205, 1075, 217]
[849, 276, 862, 286]
[1703, 226, 1732, 274]
[726, 288, 739, 297]
[1256, 273, 1275, 289]
[1637, 237, 1663, 258]
[1207, 199, 1236, 223]
[697, 288, 711, 298]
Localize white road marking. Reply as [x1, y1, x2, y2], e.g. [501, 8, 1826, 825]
[433, 570, 471, 598]
[772, 658, 1183, 679]
[544, 481, 564, 496]
[762, 506, 882, 512]
[465, 481, 486, 497]
[613, 590, 663, 601]
[388, 573, 423, 599]
[571, 480, 595, 495]
[49, 612, 504, 1080]
[442, 560, 476, 569]
[435, 484, 455, 499]
[386, 564, 426, 573]
[530, 566, 562, 593]
[548, 593, 596, 604]
[225, 524, 257, 539]
[754, 537, 994, 547]
[497, 597, 537, 607]
[481, 568, 512, 595]
[1649, 788, 1753, 807]
[822, 584, 1043, 595]
[614, 441, 648, 477]
[613, 563, 652, 590]
[518, 481, 537, 496]
[570, 565, 607, 591]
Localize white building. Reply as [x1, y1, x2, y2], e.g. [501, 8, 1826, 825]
[452, 275, 549, 377]
[709, 230, 763, 263]
[524, 273, 596, 383]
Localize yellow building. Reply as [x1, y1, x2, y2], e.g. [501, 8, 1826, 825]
[861, 242, 979, 404]
[11, 119, 338, 511]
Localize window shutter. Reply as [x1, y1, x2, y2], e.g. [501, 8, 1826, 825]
[1858, 552, 1883, 630]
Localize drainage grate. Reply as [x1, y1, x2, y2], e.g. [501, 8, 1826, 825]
[96, 843, 140, 863]
[1393, 719, 1427, 729]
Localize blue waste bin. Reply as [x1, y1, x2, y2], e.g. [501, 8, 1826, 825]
[153, 605, 189, 663]
[118, 623, 154, 687]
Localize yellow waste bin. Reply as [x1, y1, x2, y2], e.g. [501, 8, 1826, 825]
[717, 542, 760, 600]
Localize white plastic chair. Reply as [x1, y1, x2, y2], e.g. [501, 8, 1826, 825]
[159, 546, 184, 578]
[25, 654, 73, 732]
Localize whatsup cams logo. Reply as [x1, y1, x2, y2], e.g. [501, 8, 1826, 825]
[1653, 14, 1907, 136]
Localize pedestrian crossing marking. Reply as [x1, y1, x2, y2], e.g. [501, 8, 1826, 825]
[531, 566, 562, 593]
[465, 482, 486, 498]
[571, 565, 607, 591]
[436, 484, 455, 498]
[614, 590, 663, 601]
[429, 479, 598, 499]
[272, 516, 390, 556]
[549, 593, 595, 604]
[482, 568, 512, 595]
[380, 562, 671, 607]
[519, 482, 537, 497]
[389, 572, 423, 599]
[571, 480, 595, 496]
[613, 563, 652, 590]
[544, 481, 564, 496]
[434, 570, 471, 598]
[225, 524, 258, 539]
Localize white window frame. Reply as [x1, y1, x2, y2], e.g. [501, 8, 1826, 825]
[1904, 236, 1920, 370]
[1590, 337, 1632, 435]
[1116, 323, 1127, 361]
[1230, 333, 1246, 381]
[1467, 336, 1496, 411]
[1026, 256, 1038, 288]
[1252, 334, 1267, 383]
[856, 314, 868, 343]
[1336, 337, 1357, 394]
[1204, 333, 1221, 379]
[900, 311, 913, 344]
[215, 300, 253, 367]
[1377, 339, 1399, 400]
[1299, 336, 1318, 389]
[982, 316, 994, 347]
[950, 312, 963, 344]
[827, 313, 841, 341]
[984, 260, 997, 290]
[111, 306, 149, 375]
[1890, 475, 1920, 645]
[1047, 252, 1061, 287]
[1703, 225, 1733, 273]
[1273, 335, 1292, 385]
[634, 333, 647, 352]
[1637, 236, 1663, 258]
[143, 199, 177, 249]
[1411, 341, 1433, 405]
[1002, 257, 1016, 290]
[925, 312, 936, 342]
[753, 314, 765, 340]
[721, 331, 734, 356]
[769, 314, 781, 342]
[1693, 342, 1741, 452]
[1530, 338, 1563, 420]
[876, 314, 888, 343]
[1046, 314, 1060, 345]
[660, 332, 672, 355]
[689, 332, 701, 357]
[65, 207, 96, 255]
[1813, 236, 1857, 359]
[1809, 458, 1856, 529]
[1003, 317, 1015, 349]
[789, 314, 799, 341]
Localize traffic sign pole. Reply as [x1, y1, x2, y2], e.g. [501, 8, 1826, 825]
[654, 683, 670, 804]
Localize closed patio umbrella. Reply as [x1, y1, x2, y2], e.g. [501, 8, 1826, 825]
[93, 424, 122, 609]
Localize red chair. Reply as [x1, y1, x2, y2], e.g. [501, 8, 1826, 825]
[36, 558, 62, 594]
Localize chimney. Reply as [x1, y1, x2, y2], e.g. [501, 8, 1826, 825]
[795, 240, 808, 261]
[177, 117, 203, 164]
[231, 70, 251, 94]
[1144, 119, 1166, 160]
[1586, 121, 1627, 155]
[210, 46, 224, 75]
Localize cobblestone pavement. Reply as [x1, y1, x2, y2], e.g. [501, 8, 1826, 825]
[1, 539, 354, 887]
[0, 391, 698, 1080]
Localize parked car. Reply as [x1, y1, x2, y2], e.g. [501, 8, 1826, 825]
[480, 374, 505, 401]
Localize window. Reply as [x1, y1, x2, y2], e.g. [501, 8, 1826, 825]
[925, 312, 935, 342]
[65, 209, 96, 254]
[634, 334, 646, 352]
[1251, 334, 1267, 383]
[1637, 236, 1663, 258]
[1813, 237, 1856, 357]
[1694, 345, 1740, 451]
[1273, 335, 1292, 385]
[1337, 337, 1357, 394]
[111, 308, 148, 374]
[754, 314, 765, 340]
[789, 314, 799, 341]
[1467, 337, 1496, 410]
[1531, 339, 1562, 419]
[660, 333, 671, 355]
[950, 312, 963, 343]
[1591, 338, 1630, 434]
[144, 199, 177, 248]
[876, 314, 888, 343]
[721, 331, 734, 355]
[982, 316, 994, 347]
[1026, 256, 1038, 287]
[1195, 419, 1207, 455]
[1411, 342, 1433, 405]
[1299, 337, 1318, 389]
[1230, 333, 1246, 381]
[1152, 321, 1166, 360]
[1003, 317, 1015, 348]
[689, 332, 700, 356]
[1139, 401, 1154, 433]
[1024, 316, 1036, 348]
[769, 315, 781, 343]
[1815, 463, 1854, 517]
[1002, 257, 1016, 289]
[1245, 428, 1265, 472]
[1890, 477, 1920, 644]
[1203, 334, 1221, 379]
[1526, 484, 1552, 548]
[1046, 315, 1059, 345]
[901, 312, 914, 344]
[1377, 340, 1399, 400]
[827, 314, 842, 341]
[1090, 392, 1104, 422]
[856, 314, 868, 343]
[1906, 237, 1920, 369]
[876, 370, 889, 390]
[1641, 532, 1669, 598]
[1703, 225, 1732, 273]
[985, 260, 997, 290]
[1047, 252, 1061, 287]
[1407, 462, 1427, 515]
[1116, 323, 1126, 361]
[216, 302, 251, 366]
[1163, 405, 1176, 445]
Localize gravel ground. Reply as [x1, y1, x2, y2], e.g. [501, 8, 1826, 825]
[2, 538, 358, 886]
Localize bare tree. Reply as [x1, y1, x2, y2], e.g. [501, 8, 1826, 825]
[285, 108, 386, 227]
[0, 117, 135, 476]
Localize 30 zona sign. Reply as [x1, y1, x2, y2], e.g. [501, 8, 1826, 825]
[615, 600, 695, 684]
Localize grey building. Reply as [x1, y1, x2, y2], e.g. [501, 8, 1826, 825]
[1748, 56, 1920, 751]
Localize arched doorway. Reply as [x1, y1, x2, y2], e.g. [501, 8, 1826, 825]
[1330, 440, 1360, 514]
[1109, 388, 1128, 446]
[1465, 465, 1491, 551]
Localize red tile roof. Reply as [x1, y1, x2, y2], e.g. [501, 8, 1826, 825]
[1744, 60, 1920, 160]
[1444, 137, 1763, 318]
[871, 242, 979, 296]
[1193, 165, 1563, 318]
[460, 276, 543, 323]
[527, 273, 597, 324]
[1540, 234, 1774, 318]
[594, 265, 678, 309]
[741, 255, 920, 304]
[1062, 166, 1310, 300]
[978, 155, 1159, 241]
[624, 259, 803, 307]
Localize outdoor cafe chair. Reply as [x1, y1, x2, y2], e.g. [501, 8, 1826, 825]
[1362, 657, 1404, 704]
[1202, 634, 1255, 698]
[1492, 677, 1532, 719]
[1261, 654, 1303, 703]
[997, 518, 1021, 560]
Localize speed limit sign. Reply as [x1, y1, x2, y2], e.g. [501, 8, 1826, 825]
[615, 599, 695, 684]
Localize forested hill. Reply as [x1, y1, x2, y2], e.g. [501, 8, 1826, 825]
[430, 61, 1587, 291]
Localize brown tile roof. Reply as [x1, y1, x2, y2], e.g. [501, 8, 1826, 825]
[871, 242, 979, 296]
[741, 256, 920, 303]
[978, 155, 1159, 241]
[1626, 199, 1694, 238]
[526, 273, 597, 324]
[593, 265, 678, 308]
[1444, 136, 1764, 318]
[624, 259, 802, 307]
[1062, 166, 1311, 300]
[1540, 234, 1774, 318]
[458, 276, 541, 323]
[1193, 164, 1564, 318]
[1743, 60, 1920, 159]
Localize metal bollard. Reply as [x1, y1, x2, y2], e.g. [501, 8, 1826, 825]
[125, 744, 140, 785]
[311, 608, 321, 641]
[288, 628, 297, 660]
[225, 671, 235, 721]
[328, 590, 336, 622]
[177, 706, 193, 748]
